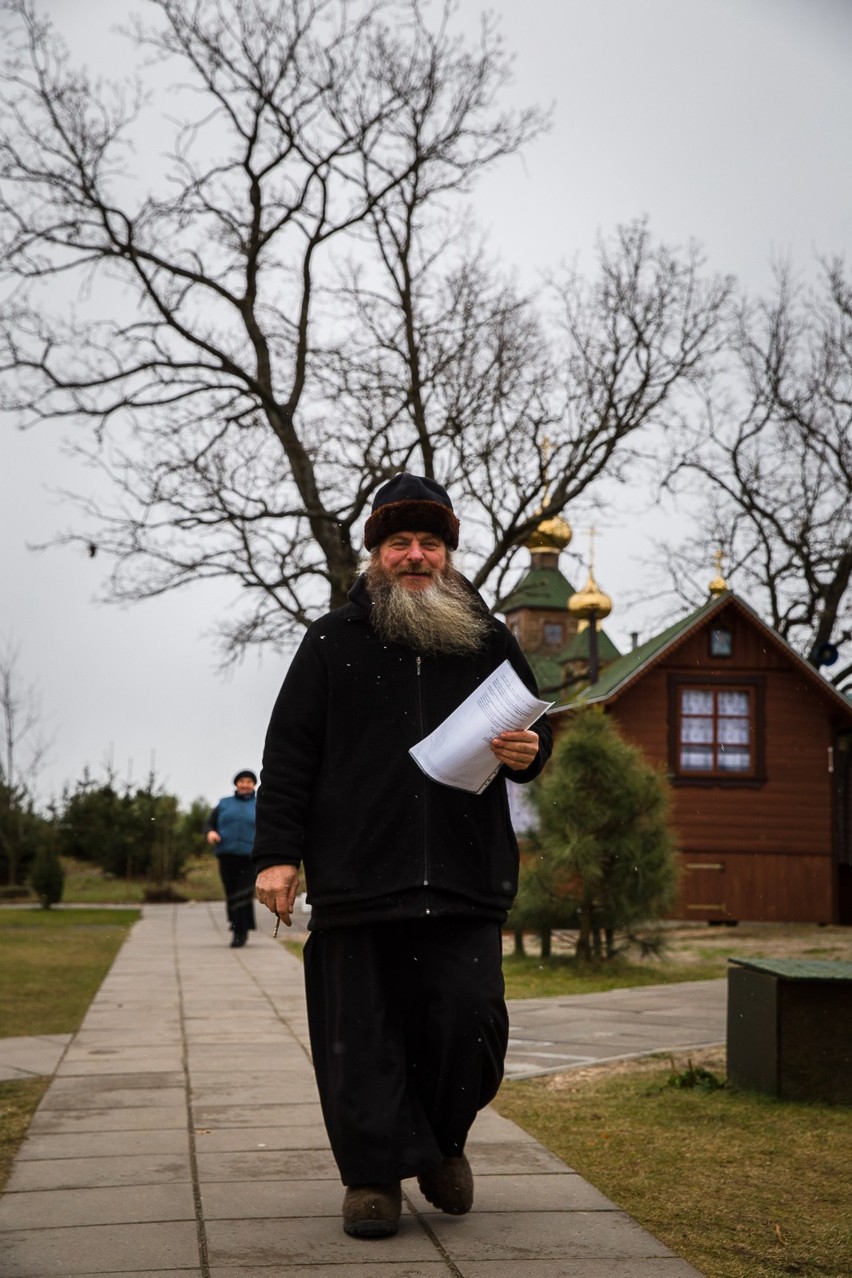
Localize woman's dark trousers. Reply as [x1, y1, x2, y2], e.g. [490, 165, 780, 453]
[216, 853, 256, 935]
[303, 916, 509, 1187]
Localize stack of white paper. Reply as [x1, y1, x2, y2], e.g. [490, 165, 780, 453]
[409, 659, 553, 794]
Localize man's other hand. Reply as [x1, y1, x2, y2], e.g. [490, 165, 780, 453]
[255, 864, 300, 928]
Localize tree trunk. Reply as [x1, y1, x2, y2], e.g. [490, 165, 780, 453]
[576, 908, 593, 961]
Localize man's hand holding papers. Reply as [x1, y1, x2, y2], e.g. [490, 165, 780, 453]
[409, 660, 553, 794]
[489, 728, 541, 772]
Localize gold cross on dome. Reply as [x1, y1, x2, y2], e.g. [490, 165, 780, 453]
[587, 525, 597, 574]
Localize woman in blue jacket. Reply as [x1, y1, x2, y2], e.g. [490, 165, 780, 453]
[206, 769, 257, 947]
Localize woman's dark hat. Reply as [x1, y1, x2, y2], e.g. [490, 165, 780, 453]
[233, 770, 257, 785]
[363, 474, 459, 551]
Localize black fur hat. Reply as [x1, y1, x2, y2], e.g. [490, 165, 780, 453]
[233, 769, 257, 785]
[363, 474, 459, 551]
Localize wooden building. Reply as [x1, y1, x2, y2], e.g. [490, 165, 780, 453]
[556, 588, 852, 925]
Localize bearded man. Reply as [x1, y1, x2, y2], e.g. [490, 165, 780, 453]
[252, 473, 552, 1239]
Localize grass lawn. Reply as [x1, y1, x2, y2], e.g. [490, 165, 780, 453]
[501, 951, 723, 997]
[0, 906, 139, 1191]
[50, 853, 225, 904]
[494, 1047, 852, 1278]
[0, 907, 140, 1036]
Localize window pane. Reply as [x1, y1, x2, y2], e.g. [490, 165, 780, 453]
[682, 690, 713, 715]
[718, 691, 749, 716]
[681, 717, 714, 743]
[718, 747, 751, 771]
[677, 684, 756, 777]
[718, 717, 750, 745]
[680, 746, 714, 770]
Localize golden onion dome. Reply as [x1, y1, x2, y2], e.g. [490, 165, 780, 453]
[568, 571, 612, 621]
[525, 514, 572, 553]
[708, 549, 728, 597]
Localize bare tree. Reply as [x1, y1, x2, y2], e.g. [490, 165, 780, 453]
[0, 639, 51, 884]
[0, 0, 732, 656]
[661, 258, 852, 689]
[0, 639, 49, 794]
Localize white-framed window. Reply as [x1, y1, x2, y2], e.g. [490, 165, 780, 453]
[677, 686, 754, 776]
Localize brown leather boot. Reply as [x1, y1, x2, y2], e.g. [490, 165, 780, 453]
[342, 1182, 402, 1237]
[417, 1154, 474, 1214]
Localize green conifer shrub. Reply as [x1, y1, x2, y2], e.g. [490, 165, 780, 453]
[518, 708, 679, 961]
[29, 842, 65, 909]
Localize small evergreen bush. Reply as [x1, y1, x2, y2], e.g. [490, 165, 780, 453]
[514, 708, 679, 962]
[30, 844, 65, 909]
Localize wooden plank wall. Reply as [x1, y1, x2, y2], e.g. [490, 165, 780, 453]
[608, 614, 838, 922]
[676, 852, 835, 923]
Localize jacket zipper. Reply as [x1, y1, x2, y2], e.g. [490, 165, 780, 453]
[416, 654, 429, 894]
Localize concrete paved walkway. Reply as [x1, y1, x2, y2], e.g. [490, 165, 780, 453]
[505, 979, 726, 1079]
[0, 903, 706, 1277]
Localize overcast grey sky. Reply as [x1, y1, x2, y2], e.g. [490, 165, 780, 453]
[3, 0, 851, 808]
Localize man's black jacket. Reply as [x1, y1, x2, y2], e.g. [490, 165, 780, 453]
[252, 575, 552, 928]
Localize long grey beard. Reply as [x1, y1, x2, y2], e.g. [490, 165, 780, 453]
[366, 563, 490, 656]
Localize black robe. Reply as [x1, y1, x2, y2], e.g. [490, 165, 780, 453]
[252, 574, 552, 929]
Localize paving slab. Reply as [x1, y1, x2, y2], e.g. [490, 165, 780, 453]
[0, 1034, 72, 1081]
[25, 1103, 189, 1134]
[14, 1128, 190, 1161]
[204, 1213, 441, 1268]
[0, 901, 707, 1277]
[39, 1074, 187, 1106]
[191, 1121, 328, 1153]
[6, 1150, 193, 1192]
[0, 1182, 196, 1228]
[425, 1209, 673, 1261]
[0, 1221, 201, 1276]
[195, 1147, 341, 1182]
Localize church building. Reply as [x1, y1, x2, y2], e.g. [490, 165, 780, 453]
[500, 519, 852, 925]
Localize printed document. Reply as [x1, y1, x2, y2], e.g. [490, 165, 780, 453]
[409, 659, 553, 794]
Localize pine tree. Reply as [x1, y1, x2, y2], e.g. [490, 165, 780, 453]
[30, 840, 65, 909]
[524, 708, 679, 962]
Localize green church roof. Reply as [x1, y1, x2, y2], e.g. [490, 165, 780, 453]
[559, 627, 622, 664]
[524, 652, 574, 698]
[497, 565, 576, 613]
[570, 594, 722, 706]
